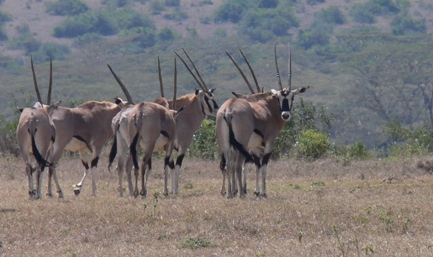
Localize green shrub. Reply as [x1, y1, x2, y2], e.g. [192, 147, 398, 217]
[315, 6, 346, 25]
[391, 14, 426, 35]
[53, 10, 119, 38]
[307, 0, 325, 5]
[102, 0, 134, 8]
[150, 1, 165, 15]
[295, 129, 330, 160]
[164, 0, 180, 7]
[187, 118, 217, 160]
[157, 27, 178, 42]
[213, 1, 253, 23]
[163, 9, 188, 21]
[238, 6, 299, 42]
[114, 8, 155, 30]
[0, 10, 11, 25]
[297, 25, 332, 50]
[121, 27, 156, 49]
[350, 3, 376, 24]
[45, 0, 89, 16]
[347, 141, 370, 160]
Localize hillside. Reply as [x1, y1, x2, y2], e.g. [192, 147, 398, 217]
[0, 0, 432, 148]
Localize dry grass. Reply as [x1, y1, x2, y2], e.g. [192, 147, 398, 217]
[1, 155, 433, 256]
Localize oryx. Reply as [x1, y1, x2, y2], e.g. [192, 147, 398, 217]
[16, 57, 59, 199]
[108, 57, 180, 197]
[43, 68, 133, 198]
[216, 43, 309, 198]
[165, 49, 218, 194]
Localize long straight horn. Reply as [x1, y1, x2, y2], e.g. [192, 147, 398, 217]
[287, 43, 292, 92]
[30, 56, 43, 105]
[274, 43, 283, 90]
[107, 64, 134, 105]
[174, 51, 205, 91]
[158, 56, 164, 98]
[173, 57, 177, 110]
[239, 49, 260, 93]
[226, 51, 255, 94]
[46, 56, 52, 105]
[182, 48, 209, 91]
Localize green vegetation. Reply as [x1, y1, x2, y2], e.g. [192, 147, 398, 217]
[45, 0, 89, 16]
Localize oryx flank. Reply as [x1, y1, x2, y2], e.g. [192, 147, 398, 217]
[216, 43, 308, 198]
[108, 58, 180, 197]
[16, 57, 59, 199]
[43, 67, 132, 198]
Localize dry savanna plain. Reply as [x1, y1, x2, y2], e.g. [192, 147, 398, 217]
[2, 153, 433, 256]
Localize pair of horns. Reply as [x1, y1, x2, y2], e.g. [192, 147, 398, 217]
[274, 43, 292, 91]
[227, 43, 292, 93]
[226, 49, 261, 94]
[31, 56, 52, 105]
[174, 48, 209, 92]
[158, 56, 178, 110]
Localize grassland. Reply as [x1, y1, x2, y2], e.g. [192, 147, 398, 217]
[1, 154, 433, 256]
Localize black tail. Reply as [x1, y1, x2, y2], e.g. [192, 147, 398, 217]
[108, 133, 117, 170]
[224, 115, 253, 163]
[31, 134, 50, 172]
[130, 132, 140, 170]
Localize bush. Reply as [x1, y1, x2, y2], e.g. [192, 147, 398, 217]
[297, 25, 332, 50]
[0, 10, 11, 26]
[307, 0, 325, 5]
[347, 141, 370, 160]
[295, 129, 329, 160]
[53, 10, 119, 38]
[350, 3, 376, 24]
[102, 0, 134, 8]
[391, 14, 426, 35]
[315, 6, 346, 25]
[114, 8, 155, 30]
[163, 9, 188, 21]
[238, 6, 299, 43]
[187, 118, 217, 160]
[157, 27, 178, 42]
[45, 0, 89, 16]
[164, 0, 180, 7]
[73, 32, 104, 46]
[213, 1, 253, 23]
[121, 27, 156, 48]
[150, 1, 165, 15]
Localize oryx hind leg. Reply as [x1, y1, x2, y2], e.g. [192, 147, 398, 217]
[140, 153, 153, 198]
[26, 164, 37, 199]
[125, 155, 134, 196]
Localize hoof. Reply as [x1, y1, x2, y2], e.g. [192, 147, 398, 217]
[220, 190, 226, 196]
[254, 191, 260, 197]
[46, 193, 53, 198]
[140, 190, 147, 197]
[73, 188, 81, 196]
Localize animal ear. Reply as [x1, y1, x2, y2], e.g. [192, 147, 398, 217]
[232, 92, 247, 99]
[195, 88, 199, 95]
[53, 100, 61, 107]
[19, 108, 24, 113]
[210, 88, 216, 93]
[270, 89, 278, 96]
[114, 97, 124, 105]
[292, 86, 309, 95]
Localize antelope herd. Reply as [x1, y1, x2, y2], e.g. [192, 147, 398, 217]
[15, 43, 309, 200]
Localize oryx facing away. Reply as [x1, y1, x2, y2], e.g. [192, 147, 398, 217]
[216, 44, 309, 198]
[16, 57, 59, 199]
[108, 57, 180, 197]
[42, 68, 133, 198]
